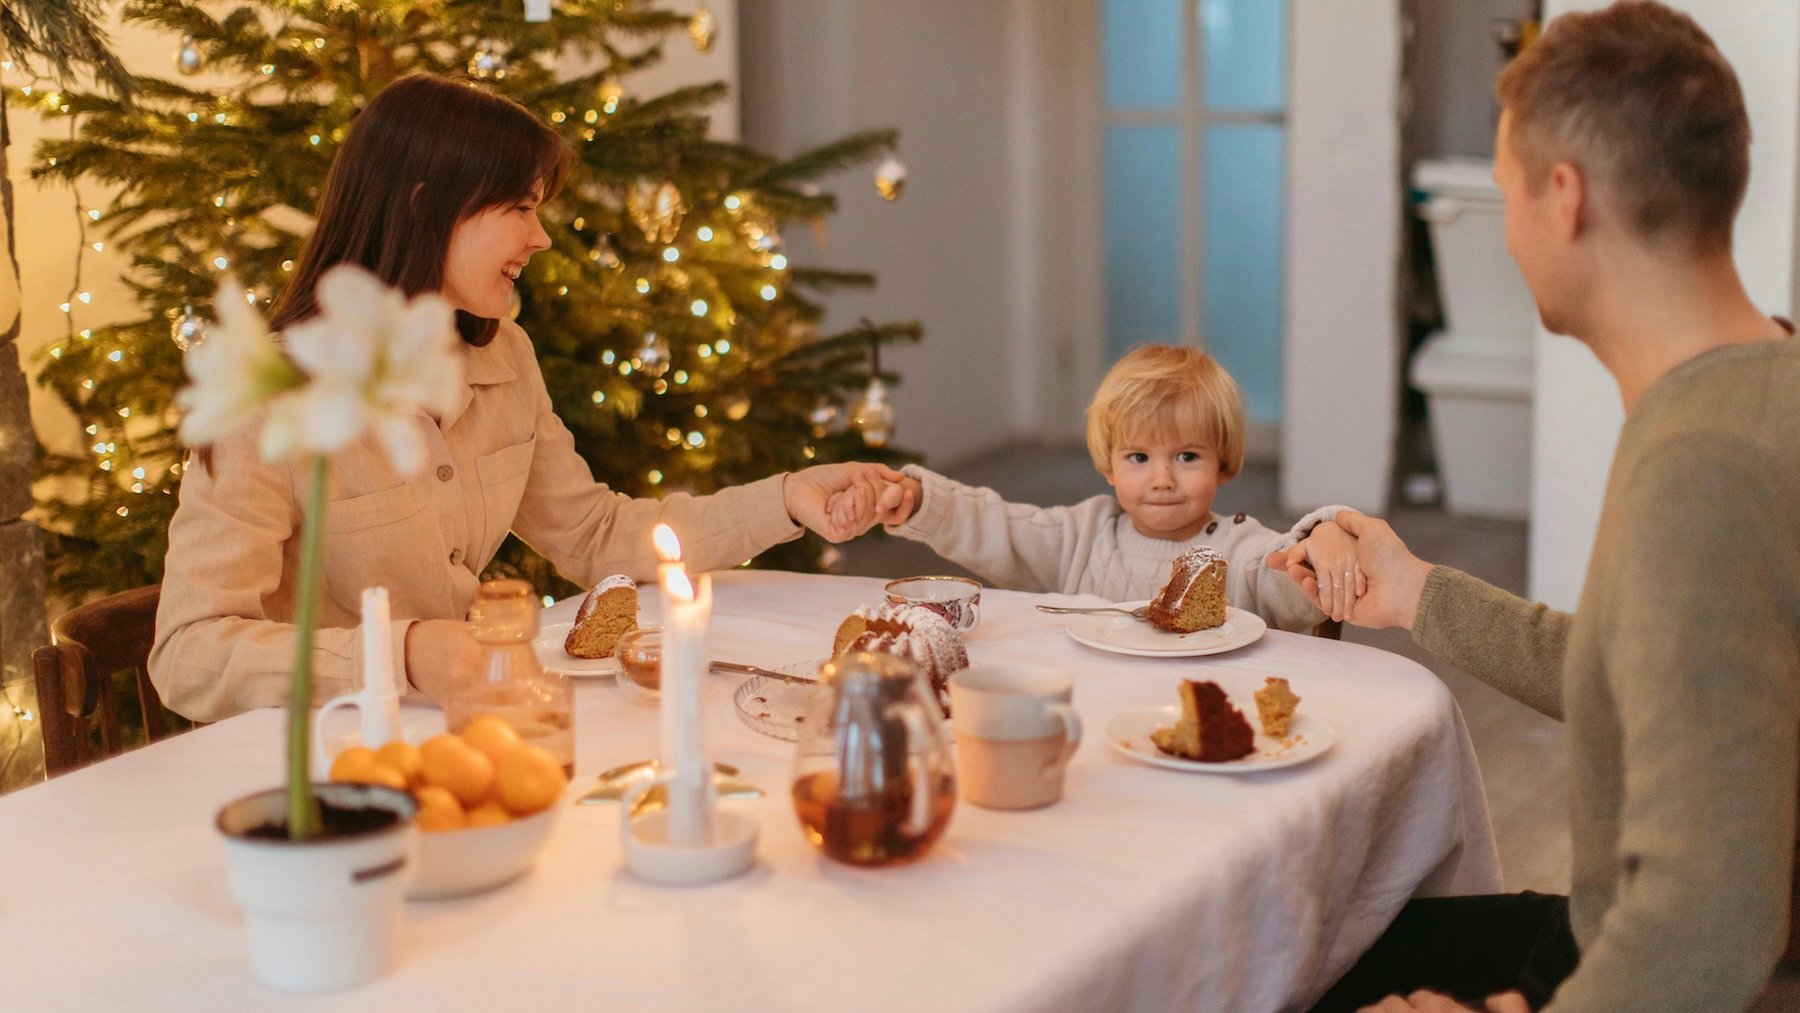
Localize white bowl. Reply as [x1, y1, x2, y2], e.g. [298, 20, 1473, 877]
[407, 804, 560, 900]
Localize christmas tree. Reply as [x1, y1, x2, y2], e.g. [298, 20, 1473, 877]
[23, 0, 919, 604]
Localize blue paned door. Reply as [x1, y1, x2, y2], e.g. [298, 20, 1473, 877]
[1102, 0, 1287, 427]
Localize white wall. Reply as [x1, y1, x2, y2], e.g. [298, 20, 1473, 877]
[9, 8, 737, 461]
[1528, 0, 1800, 607]
[739, 1, 1034, 467]
[1280, 0, 1405, 515]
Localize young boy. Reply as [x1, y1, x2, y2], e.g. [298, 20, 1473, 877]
[845, 345, 1361, 632]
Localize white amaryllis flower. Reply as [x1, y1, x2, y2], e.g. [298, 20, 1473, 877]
[180, 265, 464, 477]
[176, 277, 303, 447]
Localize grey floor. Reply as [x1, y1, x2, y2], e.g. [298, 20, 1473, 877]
[839, 443, 1573, 896]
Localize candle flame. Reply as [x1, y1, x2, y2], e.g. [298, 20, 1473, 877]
[666, 567, 695, 602]
[653, 523, 682, 562]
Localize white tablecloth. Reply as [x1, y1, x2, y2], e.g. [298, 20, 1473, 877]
[3, 571, 1498, 1012]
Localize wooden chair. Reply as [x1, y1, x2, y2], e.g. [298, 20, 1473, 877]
[32, 584, 192, 777]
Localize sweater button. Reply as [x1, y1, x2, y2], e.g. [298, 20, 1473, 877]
[1233, 513, 1246, 523]
[449, 547, 463, 565]
[437, 465, 455, 482]
[1205, 521, 1217, 535]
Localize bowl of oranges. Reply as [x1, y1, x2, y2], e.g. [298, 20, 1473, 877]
[327, 715, 570, 900]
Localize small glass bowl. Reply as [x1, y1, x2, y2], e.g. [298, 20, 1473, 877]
[615, 626, 662, 702]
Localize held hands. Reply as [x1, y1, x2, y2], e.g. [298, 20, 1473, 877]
[404, 619, 482, 704]
[822, 473, 920, 539]
[1303, 520, 1367, 622]
[1264, 510, 1435, 631]
[784, 462, 908, 542]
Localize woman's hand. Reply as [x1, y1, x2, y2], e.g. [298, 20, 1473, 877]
[785, 462, 907, 542]
[404, 619, 482, 704]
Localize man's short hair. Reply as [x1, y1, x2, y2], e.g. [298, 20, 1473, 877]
[1497, 0, 1750, 251]
[1084, 344, 1245, 480]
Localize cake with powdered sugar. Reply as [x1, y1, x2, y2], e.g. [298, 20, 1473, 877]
[831, 603, 969, 715]
[564, 574, 637, 659]
[1145, 545, 1228, 633]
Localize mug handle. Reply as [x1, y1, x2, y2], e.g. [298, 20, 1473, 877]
[959, 599, 980, 633]
[313, 690, 367, 774]
[1045, 702, 1082, 769]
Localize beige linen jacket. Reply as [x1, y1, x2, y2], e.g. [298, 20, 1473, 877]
[151, 319, 800, 722]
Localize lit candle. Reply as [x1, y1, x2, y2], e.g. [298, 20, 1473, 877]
[652, 522, 681, 584]
[658, 534, 715, 846]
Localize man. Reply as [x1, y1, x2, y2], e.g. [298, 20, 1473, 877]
[1274, 3, 1800, 1010]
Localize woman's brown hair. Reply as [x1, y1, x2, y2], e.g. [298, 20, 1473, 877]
[269, 73, 571, 346]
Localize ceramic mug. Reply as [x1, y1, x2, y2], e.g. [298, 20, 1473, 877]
[885, 575, 982, 633]
[948, 665, 1082, 810]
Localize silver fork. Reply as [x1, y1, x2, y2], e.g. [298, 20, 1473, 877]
[1035, 603, 1153, 619]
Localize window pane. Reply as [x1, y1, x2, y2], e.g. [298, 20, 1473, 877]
[1202, 123, 1284, 424]
[1104, 0, 1183, 109]
[1201, 0, 1286, 112]
[1105, 124, 1184, 362]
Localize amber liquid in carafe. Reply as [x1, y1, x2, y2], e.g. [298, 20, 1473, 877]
[448, 578, 576, 776]
[791, 770, 955, 867]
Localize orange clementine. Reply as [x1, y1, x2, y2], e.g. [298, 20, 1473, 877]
[328, 746, 377, 782]
[466, 801, 512, 828]
[330, 750, 408, 791]
[495, 744, 568, 815]
[414, 785, 466, 832]
[419, 737, 495, 806]
[459, 714, 524, 765]
[374, 740, 424, 787]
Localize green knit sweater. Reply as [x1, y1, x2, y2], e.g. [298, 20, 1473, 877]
[1413, 337, 1800, 1011]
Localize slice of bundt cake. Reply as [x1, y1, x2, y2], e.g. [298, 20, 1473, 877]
[831, 603, 969, 715]
[564, 575, 638, 659]
[1150, 679, 1255, 762]
[1145, 545, 1228, 633]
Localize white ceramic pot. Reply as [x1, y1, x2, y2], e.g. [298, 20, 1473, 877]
[216, 782, 417, 993]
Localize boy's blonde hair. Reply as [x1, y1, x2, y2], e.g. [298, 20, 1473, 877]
[1085, 344, 1245, 480]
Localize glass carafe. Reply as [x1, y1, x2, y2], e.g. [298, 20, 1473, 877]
[791, 651, 956, 866]
[447, 578, 575, 775]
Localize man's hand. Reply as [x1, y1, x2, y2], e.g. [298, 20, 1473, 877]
[785, 462, 906, 542]
[1358, 991, 1529, 1013]
[1263, 510, 1434, 631]
[404, 619, 482, 704]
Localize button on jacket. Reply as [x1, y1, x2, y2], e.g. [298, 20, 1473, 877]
[151, 319, 800, 722]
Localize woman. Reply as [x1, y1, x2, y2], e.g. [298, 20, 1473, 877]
[150, 74, 896, 722]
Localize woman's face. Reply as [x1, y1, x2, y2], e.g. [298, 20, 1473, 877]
[441, 188, 551, 318]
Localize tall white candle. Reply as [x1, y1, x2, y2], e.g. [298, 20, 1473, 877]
[359, 586, 402, 748]
[660, 562, 714, 846]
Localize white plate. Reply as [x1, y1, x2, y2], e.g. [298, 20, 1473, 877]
[1065, 602, 1266, 657]
[1105, 704, 1333, 773]
[533, 621, 620, 677]
[731, 659, 828, 741]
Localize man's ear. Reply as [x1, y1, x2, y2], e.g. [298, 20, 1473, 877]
[1550, 161, 1586, 243]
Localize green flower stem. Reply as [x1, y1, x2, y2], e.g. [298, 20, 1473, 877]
[287, 454, 329, 840]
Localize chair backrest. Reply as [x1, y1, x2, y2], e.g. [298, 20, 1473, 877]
[33, 584, 187, 778]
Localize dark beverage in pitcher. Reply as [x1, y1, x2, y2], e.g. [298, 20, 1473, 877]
[792, 770, 955, 867]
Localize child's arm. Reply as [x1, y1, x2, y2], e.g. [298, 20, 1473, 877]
[1224, 505, 1353, 632]
[872, 465, 1114, 594]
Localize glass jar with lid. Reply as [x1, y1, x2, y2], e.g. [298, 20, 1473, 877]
[446, 578, 574, 775]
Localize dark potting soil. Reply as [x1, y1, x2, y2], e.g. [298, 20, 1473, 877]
[243, 800, 402, 841]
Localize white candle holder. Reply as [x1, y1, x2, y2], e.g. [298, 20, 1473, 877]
[620, 769, 759, 886]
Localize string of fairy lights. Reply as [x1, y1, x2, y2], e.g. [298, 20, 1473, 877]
[19, 4, 909, 526]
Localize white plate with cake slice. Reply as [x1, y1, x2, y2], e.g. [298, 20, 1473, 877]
[1105, 704, 1333, 773]
[533, 622, 620, 677]
[1065, 602, 1267, 657]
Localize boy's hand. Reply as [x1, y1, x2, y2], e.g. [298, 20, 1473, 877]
[786, 462, 904, 541]
[874, 476, 920, 526]
[1303, 520, 1366, 622]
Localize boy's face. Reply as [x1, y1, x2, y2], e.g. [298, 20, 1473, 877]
[1105, 430, 1222, 542]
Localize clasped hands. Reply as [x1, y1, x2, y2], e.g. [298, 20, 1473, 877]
[1264, 509, 1434, 631]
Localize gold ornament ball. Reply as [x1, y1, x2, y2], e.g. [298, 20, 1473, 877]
[176, 35, 204, 76]
[850, 377, 896, 448]
[689, 7, 717, 53]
